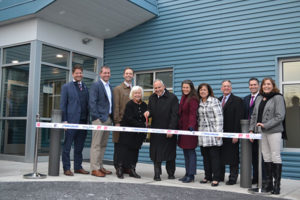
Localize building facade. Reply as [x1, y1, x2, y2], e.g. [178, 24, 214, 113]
[104, 0, 300, 180]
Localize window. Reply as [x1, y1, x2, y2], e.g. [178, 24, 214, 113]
[280, 59, 300, 148]
[3, 44, 30, 64]
[135, 69, 173, 102]
[72, 53, 97, 72]
[42, 45, 70, 67]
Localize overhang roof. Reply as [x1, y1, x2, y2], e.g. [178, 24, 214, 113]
[0, 0, 158, 39]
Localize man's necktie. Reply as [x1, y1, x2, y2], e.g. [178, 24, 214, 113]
[250, 95, 255, 107]
[222, 96, 226, 107]
[78, 82, 82, 91]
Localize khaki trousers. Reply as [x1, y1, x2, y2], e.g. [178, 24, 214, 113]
[90, 117, 112, 170]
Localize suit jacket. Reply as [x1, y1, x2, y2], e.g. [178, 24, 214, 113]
[243, 94, 259, 120]
[60, 81, 89, 124]
[249, 95, 285, 134]
[218, 93, 244, 165]
[89, 80, 114, 122]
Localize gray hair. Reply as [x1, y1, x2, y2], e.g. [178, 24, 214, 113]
[129, 86, 144, 100]
[153, 79, 165, 86]
[221, 79, 232, 86]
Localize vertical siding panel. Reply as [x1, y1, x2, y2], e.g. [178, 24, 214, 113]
[104, 0, 300, 179]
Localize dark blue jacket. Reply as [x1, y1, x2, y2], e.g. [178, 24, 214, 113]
[60, 81, 89, 123]
[243, 94, 259, 119]
[89, 80, 114, 122]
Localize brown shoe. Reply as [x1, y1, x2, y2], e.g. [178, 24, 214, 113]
[100, 168, 112, 175]
[91, 170, 105, 177]
[74, 168, 89, 174]
[64, 170, 74, 176]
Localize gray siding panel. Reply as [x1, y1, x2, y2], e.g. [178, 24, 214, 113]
[104, 0, 300, 179]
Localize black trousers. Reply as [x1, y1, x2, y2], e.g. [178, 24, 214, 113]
[114, 143, 139, 168]
[201, 146, 221, 181]
[154, 159, 176, 175]
[220, 164, 239, 182]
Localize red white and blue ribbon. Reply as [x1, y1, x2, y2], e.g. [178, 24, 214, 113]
[36, 122, 261, 140]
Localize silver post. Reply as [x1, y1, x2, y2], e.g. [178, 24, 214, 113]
[23, 114, 47, 179]
[248, 126, 263, 194]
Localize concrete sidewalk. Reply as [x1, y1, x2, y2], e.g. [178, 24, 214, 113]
[0, 160, 299, 200]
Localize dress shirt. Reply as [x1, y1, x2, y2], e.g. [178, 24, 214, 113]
[101, 79, 112, 114]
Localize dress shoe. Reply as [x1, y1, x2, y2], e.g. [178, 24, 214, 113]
[226, 180, 236, 185]
[168, 175, 175, 179]
[182, 176, 194, 183]
[91, 170, 105, 177]
[178, 175, 187, 181]
[100, 168, 112, 175]
[154, 175, 161, 181]
[74, 168, 89, 174]
[64, 170, 74, 176]
[211, 181, 219, 187]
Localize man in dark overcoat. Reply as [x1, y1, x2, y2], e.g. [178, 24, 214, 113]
[144, 79, 179, 181]
[218, 80, 244, 185]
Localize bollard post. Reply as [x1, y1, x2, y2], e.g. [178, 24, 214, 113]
[240, 119, 252, 188]
[23, 114, 47, 179]
[48, 109, 62, 176]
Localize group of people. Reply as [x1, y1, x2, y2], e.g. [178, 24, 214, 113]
[60, 65, 286, 195]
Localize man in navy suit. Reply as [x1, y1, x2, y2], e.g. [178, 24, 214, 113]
[60, 64, 89, 176]
[243, 77, 263, 184]
[89, 66, 114, 177]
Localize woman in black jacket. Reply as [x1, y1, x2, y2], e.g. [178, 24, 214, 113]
[115, 86, 147, 179]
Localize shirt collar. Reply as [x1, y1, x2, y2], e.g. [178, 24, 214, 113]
[73, 79, 82, 84]
[252, 92, 259, 98]
[157, 90, 166, 98]
[124, 81, 131, 88]
[100, 78, 110, 86]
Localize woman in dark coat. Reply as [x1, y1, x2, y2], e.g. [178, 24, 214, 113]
[144, 79, 179, 181]
[178, 80, 199, 183]
[114, 86, 147, 179]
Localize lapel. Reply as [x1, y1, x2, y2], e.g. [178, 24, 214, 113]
[99, 80, 111, 100]
[223, 94, 233, 111]
[70, 82, 80, 101]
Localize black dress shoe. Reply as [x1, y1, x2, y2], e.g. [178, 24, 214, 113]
[200, 179, 210, 184]
[154, 175, 161, 181]
[168, 175, 175, 179]
[129, 168, 141, 179]
[178, 175, 187, 181]
[226, 180, 236, 185]
[182, 176, 194, 183]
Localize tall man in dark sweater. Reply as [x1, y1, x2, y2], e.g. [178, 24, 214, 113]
[60, 64, 90, 176]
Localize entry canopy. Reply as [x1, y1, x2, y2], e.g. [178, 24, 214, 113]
[0, 0, 158, 39]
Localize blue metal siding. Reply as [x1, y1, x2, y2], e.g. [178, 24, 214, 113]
[128, 0, 158, 15]
[104, 0, 300, 179]
[0, 0, 55, 22]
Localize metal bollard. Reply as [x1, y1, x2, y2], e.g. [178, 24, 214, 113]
[48, 109, 62, 176]
[240, 119, 252, 188]
[23, 114, 47, 179]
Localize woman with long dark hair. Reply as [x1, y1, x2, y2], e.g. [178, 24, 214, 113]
[178, 80, 199, 183]
[249, 77, 285, 194]
[197, 83, 223, 187]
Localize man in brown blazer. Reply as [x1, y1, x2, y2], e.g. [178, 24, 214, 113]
[113, 67, 134, 172]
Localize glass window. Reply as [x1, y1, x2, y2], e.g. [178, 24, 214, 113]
[1, 65, 29, 117]
[157, 71, 173, 88]
[283, 84, 300, 148]
[72, 53, 97, 72]
[136, 73, 153, 89]
[1, 120, 26, 155]
[42, 45, 69, 67]
[39, 65, 69, 118]
[283, 61, 300, 82]
[281, 59, 300, 148]
[3, 44, 30, 64]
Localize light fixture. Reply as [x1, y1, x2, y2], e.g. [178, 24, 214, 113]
[82, 38, 92, 44]
[56, 54, 63, 58]
[12, 60, 19, 64]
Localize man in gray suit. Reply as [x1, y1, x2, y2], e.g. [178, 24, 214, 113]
[89, 66, 114, 177]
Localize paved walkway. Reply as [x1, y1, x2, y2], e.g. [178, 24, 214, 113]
[0, 160, 299, 200]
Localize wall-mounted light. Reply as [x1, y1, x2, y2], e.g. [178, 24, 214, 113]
[56, 54, 63, 58]
[12, 60, 19, 64]
[82, 38, 92, 44]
